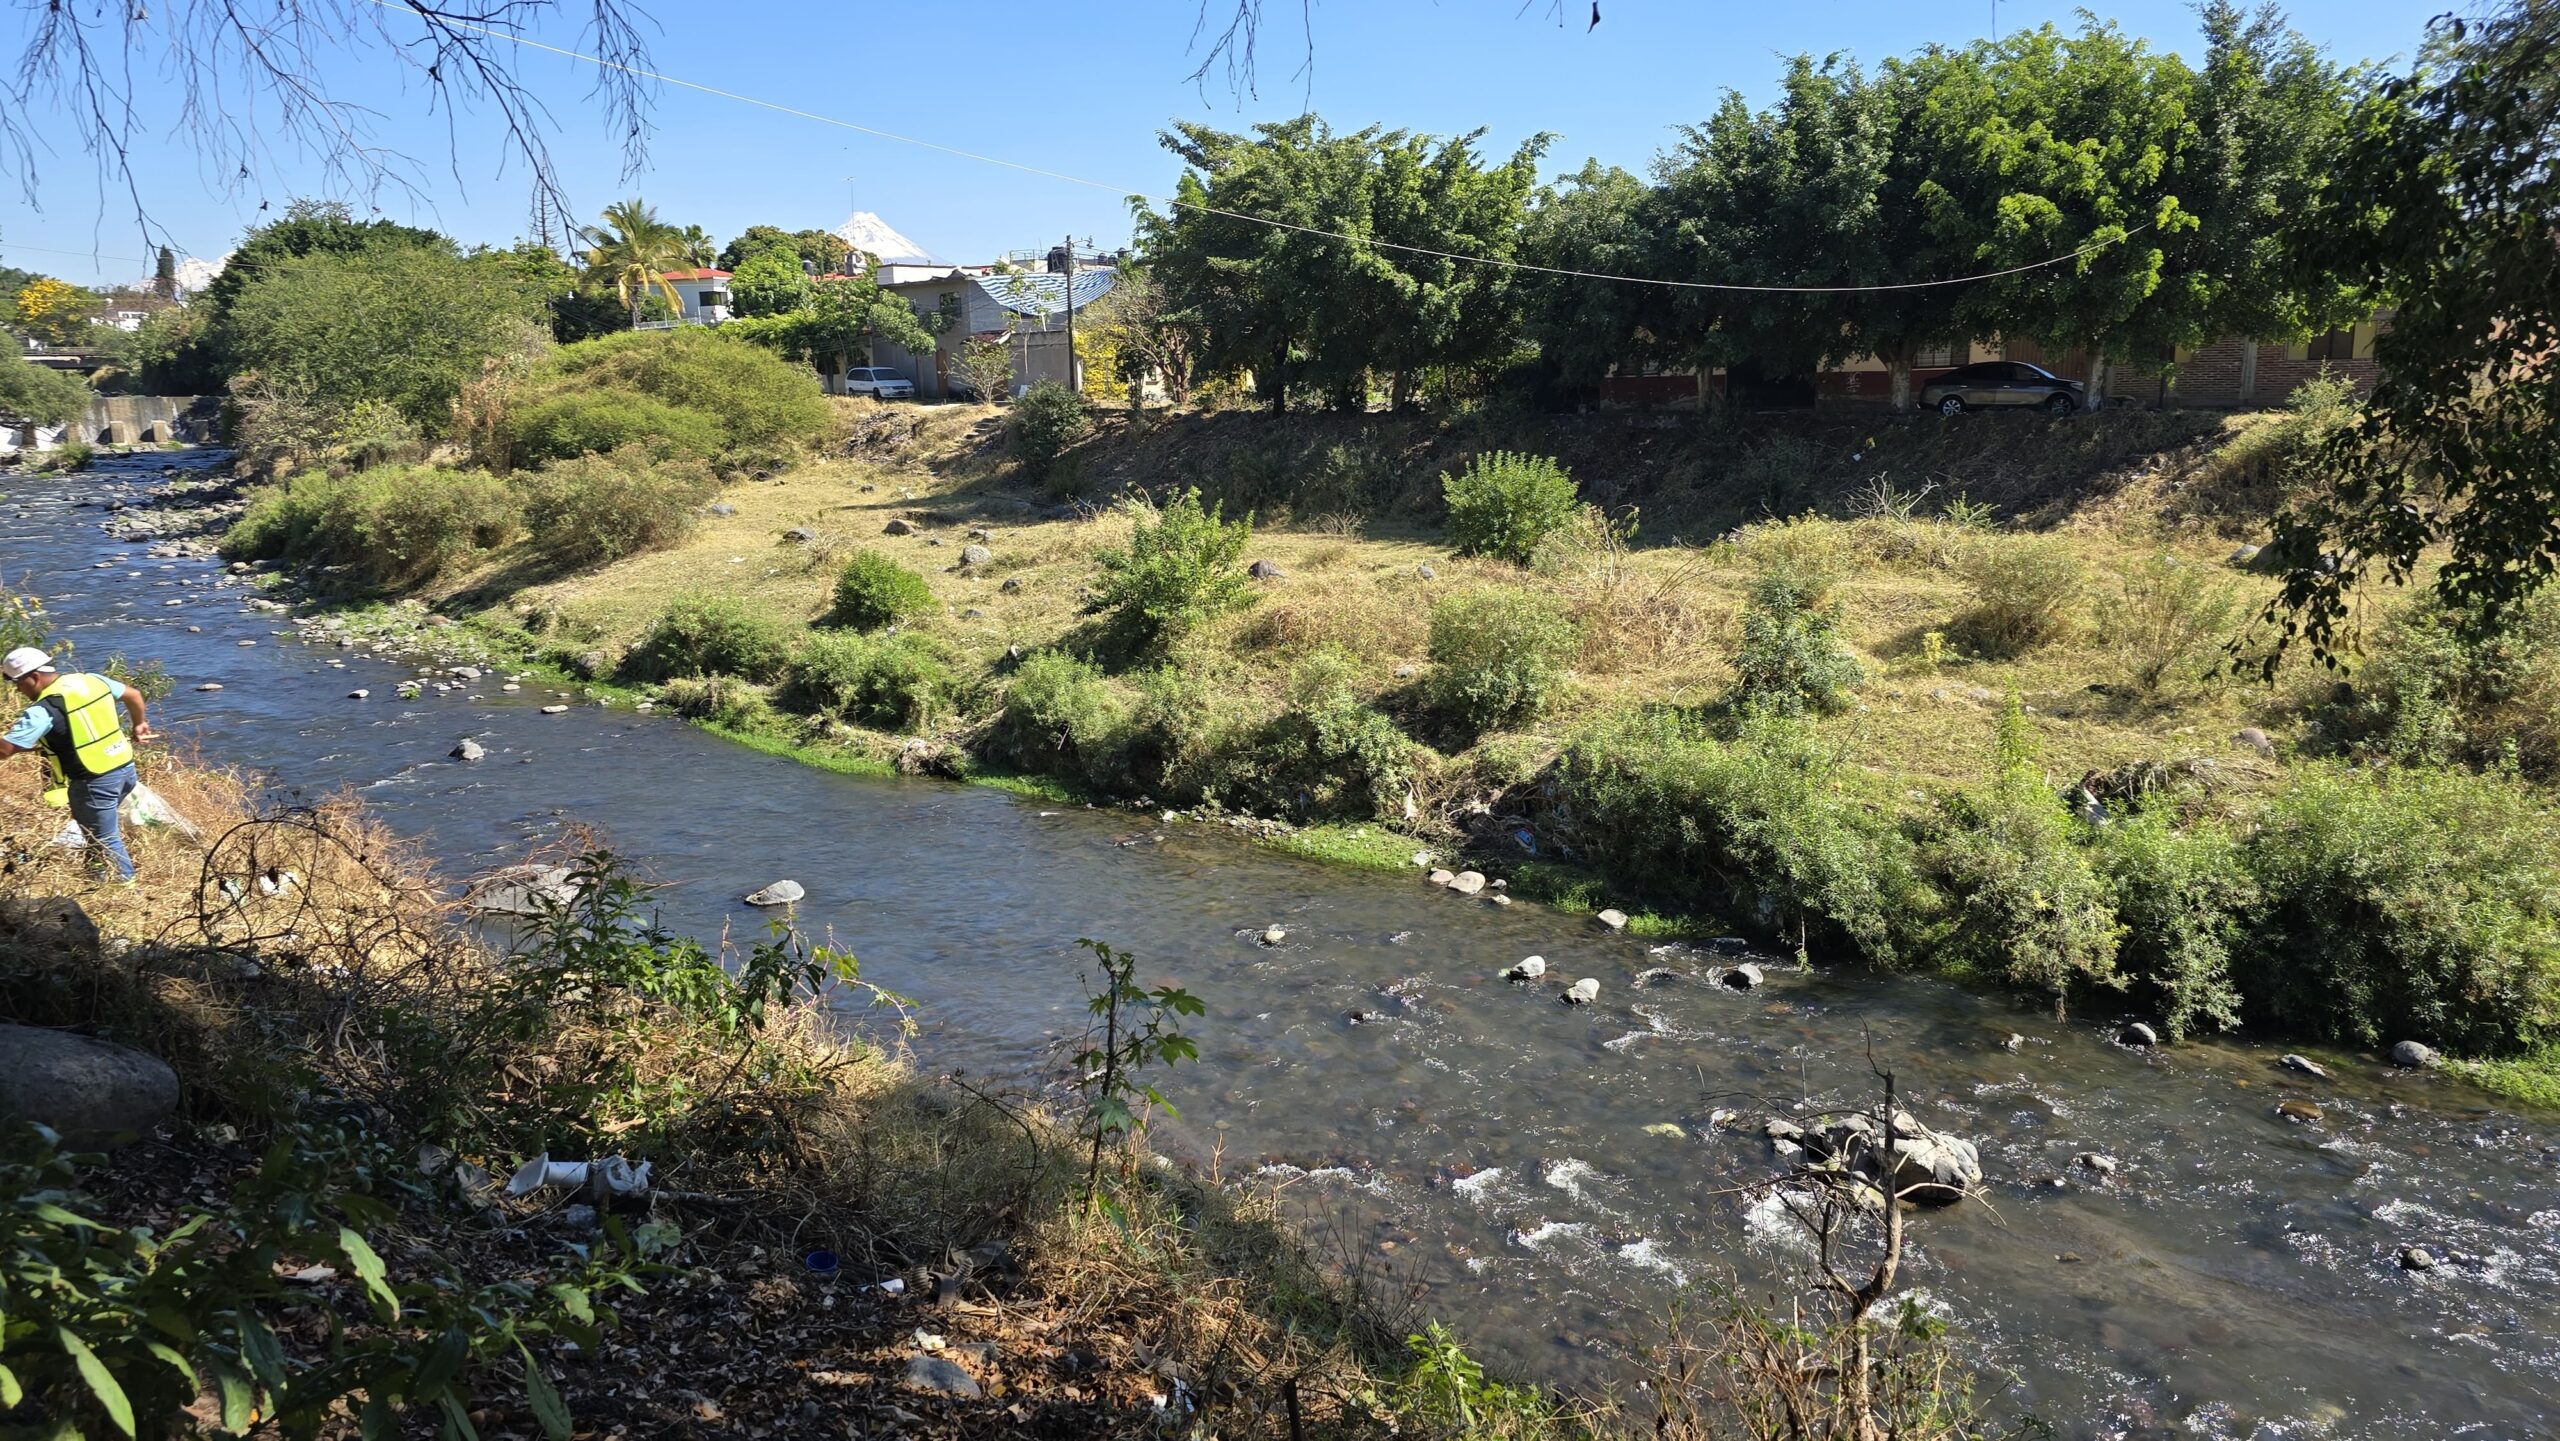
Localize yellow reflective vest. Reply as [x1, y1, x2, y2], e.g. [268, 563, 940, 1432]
[34, 672, 136, 789]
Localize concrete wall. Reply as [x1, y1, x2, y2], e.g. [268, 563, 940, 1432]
[80, 395, 217, 445]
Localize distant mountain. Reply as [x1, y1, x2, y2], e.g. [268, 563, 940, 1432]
[832, 212, 942, 268]
[139, 254, 226, 298]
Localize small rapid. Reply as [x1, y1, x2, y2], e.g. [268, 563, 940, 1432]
[7, 450, 2557, 1438]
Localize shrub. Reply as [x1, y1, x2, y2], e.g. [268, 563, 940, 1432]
[2105, 552, 2242, 699]
[1010, 378, 1092, 478]
[1426, 587, 1579, 732]
[1559, 708, 1918, 960]
[2309, 590, 2560, 779]
[620, 594, 791, 683]
[2240, 763, 2560, 1053]
[220, 465, 518, 592]
[1731, 563, 1862, 715]
[516, 445, 719, 568]
[1093, 489, 1255, 653]
[501, 327, 827, 469]
[1925, 699, 2123, 1008]
[2207, 371, 2363, 502]
[2093, 808, 2253, 1040]
[828, 549, 938, 631]
[993, 651, 1131, 787]
[1952, 536, 2082, 657]
[1442, 451, 1583, 565]
[779, 631, 960, 731]
[1251, 649, 1418, 821]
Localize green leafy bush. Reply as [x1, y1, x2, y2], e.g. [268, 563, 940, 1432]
[1093, 489, 1255, 653]
[1426, 587, 1579, 731]
[2093, 807, 2253, 1040]
[828, 549, 938, 630]
[778, 631, 961, 731]
[2207, 371, 2362, 502]
[2240, 763, 2560, 1053]
[1244, 650, 1417, 821]
[516, 445, 719, 568]
[1558, 708, 1918, 960]
[1442, 451, 1582, 565]
[993, 651, 1131, 788]
[221, 465, 519, 591]
[501, 327, 827, 469]
[620, 593, 791, 683]
[1925, 699, 2123, 1007]
[2105, 552, 2242, 699]
[2309, 589, 2560, 779]
[1010, 378, 1092, 478]
[1731, 563, 1862, 715]
[1953, 536, 2082, 657]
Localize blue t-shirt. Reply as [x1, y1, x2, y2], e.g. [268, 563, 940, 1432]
[5, 675, 128, 750]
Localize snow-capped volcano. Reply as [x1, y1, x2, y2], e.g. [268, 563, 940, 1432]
[832, 212, 941, 267]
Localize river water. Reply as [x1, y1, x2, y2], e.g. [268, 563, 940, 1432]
[10, 451, 2559, 1438]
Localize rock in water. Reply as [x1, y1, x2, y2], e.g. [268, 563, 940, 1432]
[1562, 978, 1600, 1005]
[2390, 1040, 2440, 1069]
[1259, 926, 1287, 947]
[2276, 1099, 2324, 1124]
[346, 689, 368, 700]
[467, 865, 578, 916]
[1720, 963, 1764, 992]
[1426, 868, 1456, 888]
[2120, 1022, 2162, 1048]
[1505, 955, 1546, 980]
[744, 880, 806, 908]
[539, 704, 569, 715]
[2074, 1152, 2119, 1177]
[1449, 871, 1487, 896]
[2399, 1246, 2437, 1272]
[451, 739, 485, 763]
[2281, 1053, 2332, 1080]
[0, 1023, 178, 1146]
[1596, 908, 1629, 931]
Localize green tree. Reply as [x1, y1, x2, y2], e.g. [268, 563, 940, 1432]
[717, 225, 853, 274]
[1519, 160, 1663, 399]
[578, 198, 689, 327]
[152, 246, 178, 300]
[729, 273, 931, 377]
[223, 246, 546, 433]
[729, 250, 812, 318]
[0, 350, 90, 427]
[2265, 2, 2560, 662]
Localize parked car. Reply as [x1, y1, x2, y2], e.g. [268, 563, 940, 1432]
[841, 367, 915, 401]
[1919, 361, 2084, 416]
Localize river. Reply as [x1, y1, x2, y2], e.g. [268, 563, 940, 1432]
[9, 450, 2558, 1438]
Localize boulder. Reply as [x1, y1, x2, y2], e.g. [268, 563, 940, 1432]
[2074, 1152, 2119, 1177]
[1259, 926, 1287, 947]
[1561, 978, 1600, 1005]
[2120, 1022, 2162, 1048]
[2280, 1053, 2331, 1080]
[744, 879, 806, 908]
[1720, 963, 1764, 992]
[1505, 955, 1546, 980]
[1449, 870, 1487, 896]
[466, 865, 579, 916]
[959, 544, 992, 567]
[0, 1023, 178, 1145]
[707, 502, 738, 516]
[1817, 1110, 1984, 1206]
[2390, 1040, 2439, 1069]
[999, 577, 1023, 594]
[2227, 544, 2263, 566]
[2232, 727, 2275, 757]
[540, 704, 570, 715]
[1596, 908, 1629, 931]
[883, 518, 916, 536]
[2398, 1246, 2437, 1273]
[782, 527, 817, 543]
[1416, 563, 1437, 580]
[0, 895, 100, 954]
[1426, 868, 1456, 888]
[451, 739, 485, 763]
[904, 1355, 982, 1398]
[1248, 559, 1285, 580]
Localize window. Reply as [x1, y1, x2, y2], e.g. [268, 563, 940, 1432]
[2288, 327, 2372, 363]
[2005, 363, 2047, 383]
[699, 290, 727, 309]
[1913, 344, 1956, 369]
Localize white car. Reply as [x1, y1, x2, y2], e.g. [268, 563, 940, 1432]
[841, 366, 915, 400]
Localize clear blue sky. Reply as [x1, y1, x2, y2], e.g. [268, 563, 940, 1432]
[0, 0, 2450, 288]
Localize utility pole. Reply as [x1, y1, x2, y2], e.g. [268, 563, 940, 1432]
[1062, 232, 1078, 395]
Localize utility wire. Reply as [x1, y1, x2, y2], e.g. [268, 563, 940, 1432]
[357, 0, 2154, 296]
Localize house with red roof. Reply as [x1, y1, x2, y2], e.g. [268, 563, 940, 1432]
[654, 268, 734, 326]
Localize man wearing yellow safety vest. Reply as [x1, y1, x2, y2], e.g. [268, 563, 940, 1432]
[0, 647, 158, 884]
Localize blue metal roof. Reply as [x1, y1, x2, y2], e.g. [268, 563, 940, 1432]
[975, 270, 1117, 317]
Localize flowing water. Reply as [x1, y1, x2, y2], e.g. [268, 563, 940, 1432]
[8, 451, 2559, 1438]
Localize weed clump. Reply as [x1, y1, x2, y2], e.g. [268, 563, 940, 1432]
[1443, 451, 1583, 565]
[621, 593, 792, 683]
[2094, 806, 2252, 1041]
[1427, 587, 1579, 732]
[1010, 378, 1092, 480]
[497, 327, 827, 470]
[2104, 552, 2242, 700]
[828, 549, 938, 631]
[1731, 563, 1862, 716]
[222, 465, 518, 592]
[993, 651, 1130, 788]
[1952, 536, 2082, 657]
[780, 632, 961, 731]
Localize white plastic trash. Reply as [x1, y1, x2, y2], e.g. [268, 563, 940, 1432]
[504, 1153, 651, 1200]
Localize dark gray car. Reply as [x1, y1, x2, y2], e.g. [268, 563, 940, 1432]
[1920, 361, 2085, 416]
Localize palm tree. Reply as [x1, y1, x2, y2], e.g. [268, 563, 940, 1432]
[678, 224, 718, 268]
[579, 198, 688, 327]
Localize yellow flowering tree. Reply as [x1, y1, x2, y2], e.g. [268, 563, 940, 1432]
[11, 277, 92, 346]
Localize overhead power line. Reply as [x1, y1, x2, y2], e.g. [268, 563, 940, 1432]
[359, 0, 2154, 297]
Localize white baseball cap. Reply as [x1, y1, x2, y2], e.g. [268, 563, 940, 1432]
[1, 647, 52, 680]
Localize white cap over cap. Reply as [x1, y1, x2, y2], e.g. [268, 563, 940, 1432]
[1, 646, 52, 680]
